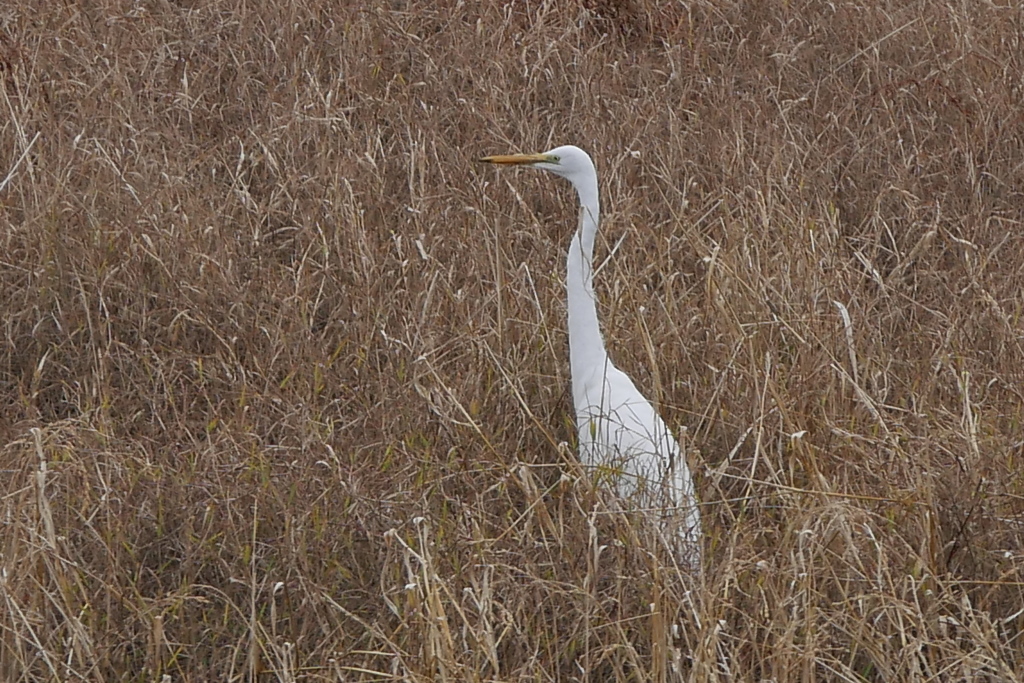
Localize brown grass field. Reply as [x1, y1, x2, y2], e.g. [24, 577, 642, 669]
[2, 0, 1024, 680]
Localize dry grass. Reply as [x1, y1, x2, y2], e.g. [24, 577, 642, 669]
[2, 0, 1024, 680]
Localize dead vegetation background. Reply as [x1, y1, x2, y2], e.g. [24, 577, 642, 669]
[2, 0, 1024, 680]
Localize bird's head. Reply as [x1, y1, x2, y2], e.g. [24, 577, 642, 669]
[479, 145, 595, 186]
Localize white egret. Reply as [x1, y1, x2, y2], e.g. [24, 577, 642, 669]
[480, 145, 701, 565]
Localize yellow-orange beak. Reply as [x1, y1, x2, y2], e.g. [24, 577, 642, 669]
[478, 152, 550, 165]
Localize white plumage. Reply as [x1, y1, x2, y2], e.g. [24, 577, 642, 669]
[481, 145, 702, 565]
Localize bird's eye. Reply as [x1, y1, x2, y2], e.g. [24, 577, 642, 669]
[550, 156, 560, 162]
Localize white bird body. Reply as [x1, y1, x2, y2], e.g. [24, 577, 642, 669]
[482, 145, 702, 564]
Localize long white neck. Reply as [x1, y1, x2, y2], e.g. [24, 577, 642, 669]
[566, 174, 608, 395]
